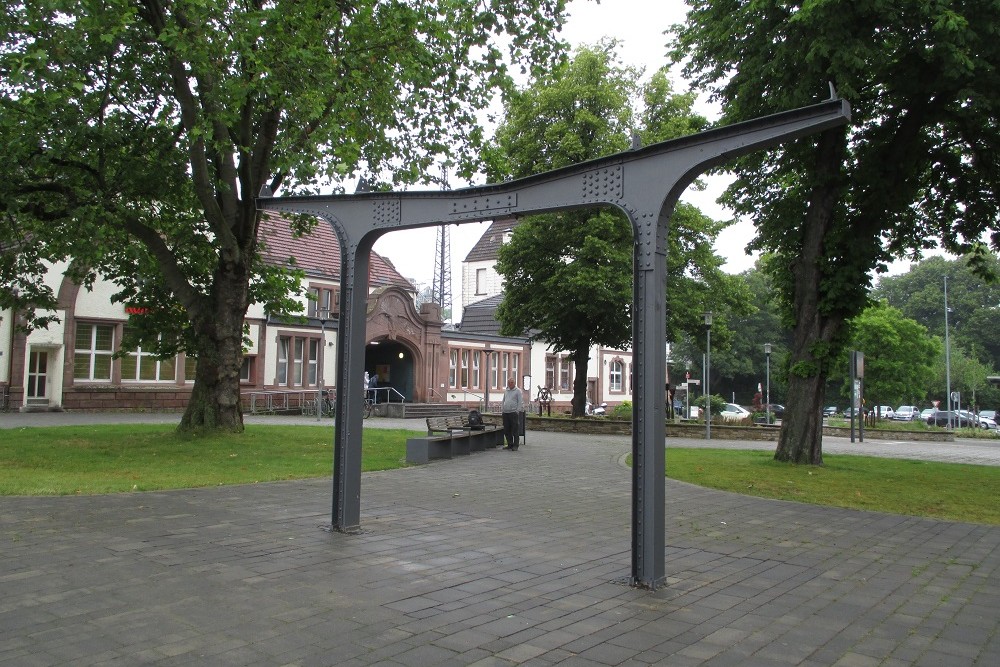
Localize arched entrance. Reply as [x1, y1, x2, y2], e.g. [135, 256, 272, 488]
[365, 338, 416, 403]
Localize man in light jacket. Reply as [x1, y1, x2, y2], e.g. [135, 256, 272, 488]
[501, 377, 525, 451]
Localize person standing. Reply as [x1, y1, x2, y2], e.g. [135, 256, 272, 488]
[501, 377, 525, 451]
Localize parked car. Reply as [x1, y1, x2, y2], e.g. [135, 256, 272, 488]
[977, 414, 998, 430]
[842, 407, 860, 418]
[920, 408, 935, 421]
[720, 403, 752, 421]
[955, 410, 995, 430]
[823, 405, 839, 417]
[926, 410, 975, 428]
[873, 405, 895, 419]
[980, 409, 996, 422]
[893, 406, 920, 421]
[764, 403, 785, 419]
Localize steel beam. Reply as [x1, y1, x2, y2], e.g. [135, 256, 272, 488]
[258, 96, 851, 588]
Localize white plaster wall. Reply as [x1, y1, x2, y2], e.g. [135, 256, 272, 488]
[42, 260, 71, 293]
[245, 323, 260, 355]
[26, 310, 66, 346]
[461, 259, 504, 307]
[0, 309, 12, 383]
[75, 276, 126, 318]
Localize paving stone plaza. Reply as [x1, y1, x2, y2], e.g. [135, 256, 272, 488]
[2, 414, 998, 666]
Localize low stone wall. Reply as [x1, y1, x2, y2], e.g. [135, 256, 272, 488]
[502, 415, 955, 442]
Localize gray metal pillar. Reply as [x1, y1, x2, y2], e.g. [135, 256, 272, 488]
[257, 96, 851, 587]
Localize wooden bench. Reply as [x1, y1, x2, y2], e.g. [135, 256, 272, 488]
[406, 414, 503, 464]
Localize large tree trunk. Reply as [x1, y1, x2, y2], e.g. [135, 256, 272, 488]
[774, 130, 848, 465]
[571, 347, 590, 417]
[178, 270, 250, 433]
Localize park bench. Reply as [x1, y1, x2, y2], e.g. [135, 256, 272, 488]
[406, 414, 503, 464]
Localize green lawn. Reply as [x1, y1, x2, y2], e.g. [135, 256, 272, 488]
[0, 424, 416, 495]
[665, 448, 1000, 525]
[4, 425, 998, 526]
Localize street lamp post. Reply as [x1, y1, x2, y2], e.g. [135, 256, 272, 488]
[944, 276, 952, 430]
[317, 309, 329, 422]
[764, 343, 772, 425]
[705, 311, 712, 441]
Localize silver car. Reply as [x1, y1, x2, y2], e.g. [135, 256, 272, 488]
[893, 406, 919, 421]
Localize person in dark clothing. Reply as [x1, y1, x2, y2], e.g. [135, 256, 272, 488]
[501, 377, 525, 450]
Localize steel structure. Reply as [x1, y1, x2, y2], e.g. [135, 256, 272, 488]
[257, 96, 851, 589]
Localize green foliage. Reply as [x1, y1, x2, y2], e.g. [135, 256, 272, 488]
[489, 44, 750, 414]
[609, 401, 632, 419]
[874, 254, 1000, 369]
[831, 302, 941, 406]
[694, 393, 727, 417]
[0, 0, 568, 428]
[671, 0, 1000, 461]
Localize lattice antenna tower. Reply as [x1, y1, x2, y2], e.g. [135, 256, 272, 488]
[431, 165, 452, 318]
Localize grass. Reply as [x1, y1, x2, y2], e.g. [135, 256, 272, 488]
[665, 448, 1000, 525]
[0, 424, 415, 495]
[4, 425, 998, 525]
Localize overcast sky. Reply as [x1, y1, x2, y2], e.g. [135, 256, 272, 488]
[372, 0, 753, 319]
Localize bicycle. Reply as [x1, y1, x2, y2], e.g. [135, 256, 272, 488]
[362, 396, 374, 419]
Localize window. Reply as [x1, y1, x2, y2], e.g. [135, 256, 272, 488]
[545, 356, 556, 389]
[293, 338, 305, 386]
[308, 285, 339, 318]
[472, 351, 481, 389]
[121, 334, 176, 382]
[184, 355, 197, 382]
[277, 338, 289, 385]
[502, 352, 510, 387]
[475, 268, 487, 295]
[609, 360, 623, 392]
[239, 357, 253, 382]
[74, 323, 114, 381]
[559, 357, 571, 391]
[460, 350, 470, 388]
[307, 340, 319, 385]
[278, 335, 319, 387]
[449, 350, 458, 387]
[491, 352, 499, 389]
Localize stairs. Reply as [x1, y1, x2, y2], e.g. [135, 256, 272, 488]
[395, 403, 472, 419]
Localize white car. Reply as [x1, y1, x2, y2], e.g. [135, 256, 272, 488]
[720, 403, 752, 421]
[874, 405, 895, 419]
[893, 406, 919, 421]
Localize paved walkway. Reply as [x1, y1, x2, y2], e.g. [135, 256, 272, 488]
[1, 414, 998, 665]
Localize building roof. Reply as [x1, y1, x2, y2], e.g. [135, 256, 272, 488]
[258, 212, 412, 290]
[462, 217, 519, 263]
[456, 293, 536, 341]
[456, 294, 505, 335]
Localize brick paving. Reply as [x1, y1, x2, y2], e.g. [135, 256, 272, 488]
[1, 413, 998, 665]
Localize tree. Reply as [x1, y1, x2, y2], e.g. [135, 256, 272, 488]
[669, 259, 788, 405]
[832, 303, 941, 410]
[874, 255, 1000, 372]
[0, 0, 567, 432]
[487, 44, 749, 416]
[672, 0, 1000, 464]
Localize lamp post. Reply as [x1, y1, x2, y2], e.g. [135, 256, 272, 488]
[764, 343, 772, 425]
[317, 308, 329, 422]
[944, 276, 952, 429]
[704, 311, 712, 441]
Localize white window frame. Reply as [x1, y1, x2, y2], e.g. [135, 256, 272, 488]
[74, 323, 115, 382]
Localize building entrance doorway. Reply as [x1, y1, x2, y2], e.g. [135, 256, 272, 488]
[365, 340, 415, 403]
[26, 349, 49, 404]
